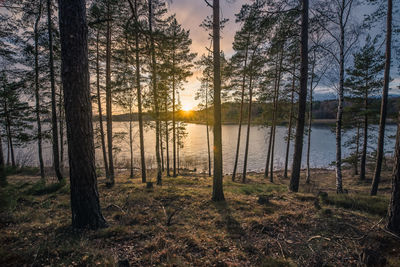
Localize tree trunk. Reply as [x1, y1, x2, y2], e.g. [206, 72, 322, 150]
[206, 84, 211, 177]
[0, 133, 5, 187]
[284, 62, 296, 178]
[289, 0, 308, 192]
[172, 44, 177, 178]
[354, 123, 360, 175]
[306, 56, 316, 184]
[269, 50, 284, 183]
[34, 0, 45, 181]
[148, 0, 162, 186]
[232, 38, 249, 181]
[242, 71, 254, 183]
[47, 0, 63, 181]
[129, 106, 134, 178]
[58, 0, 107, 229]
[360, 88, 368, 180]
[211, 0, 225, 202]
[105, 3, 115, 186]
[388, 105, 400, 234]
[133, 0, 146, 183]
[160, 124, 164, 172]
[96, 28, 110, 180]
[371, 0, 392, 196]
[334, 20, 346, 194]
[264, 57, 279, 179]
[177, 122, 180, 173]
[165, 119, 170, 177]
[59, 87, 64, 173]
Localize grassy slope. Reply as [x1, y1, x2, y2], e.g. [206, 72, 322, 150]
[0, 169, 399, 266]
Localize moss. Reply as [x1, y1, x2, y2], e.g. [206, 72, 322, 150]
[225, 182, 286, 196]
[260, 257, 295, 267]
[24, 179, 67, 196]
[321, 193, 389, 216]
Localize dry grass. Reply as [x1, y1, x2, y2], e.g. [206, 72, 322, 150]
[0, 168, 399, 266]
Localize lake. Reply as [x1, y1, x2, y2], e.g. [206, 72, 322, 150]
[7, 122, 397, 174]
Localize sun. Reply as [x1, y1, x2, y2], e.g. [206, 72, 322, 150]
[182, 103, 194, 112]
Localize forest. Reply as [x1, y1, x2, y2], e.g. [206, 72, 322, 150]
[0, 0, 400, 266]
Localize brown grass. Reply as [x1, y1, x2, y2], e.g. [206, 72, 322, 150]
[0, 168, 399, 266]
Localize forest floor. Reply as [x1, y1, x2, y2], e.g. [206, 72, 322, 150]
[1, 167, 400, 266]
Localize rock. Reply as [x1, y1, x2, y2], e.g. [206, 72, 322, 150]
[257, 195, 269, 205]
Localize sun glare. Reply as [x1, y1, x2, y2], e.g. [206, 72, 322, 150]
[182, 104, 193, 112]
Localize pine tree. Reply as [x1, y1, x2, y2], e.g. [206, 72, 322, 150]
[345, 36, 384, 181]
[58, 0, 107, 229]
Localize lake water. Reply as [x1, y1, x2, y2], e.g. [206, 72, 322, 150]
[7, 122, 397, 174]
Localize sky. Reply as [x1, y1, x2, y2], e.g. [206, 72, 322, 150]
[167, 0, 400, 111]
[168, 0, 247, 110]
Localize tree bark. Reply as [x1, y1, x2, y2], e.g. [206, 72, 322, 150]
[306, 55, 316, 184]
[388, 106, 400, 234]
[58, 0, 107, 229]
[289, 0, 308, 192]
[133, 0, 146, 183]
[148, 0, 162, 185]
[269, 49, 284, 183]
[284, 62, 296, 178]
[95, 28, 110, 180]
[264, 57, 279, 179]
[242, 70, 254, 183]
[47, 0, 63, 181]
[105, 2, 114, 186]
[206, 83, 211, 177]
[129, 106, 134, 178]
[34, 0, 45, 181]
[360, 84, 368, 180]
[350, 123, 358, 176]
[371, 0, 392, 196]
[232, 38, 249, 181]
[211, 0, 225, 201]
[165, 118, 170, 177]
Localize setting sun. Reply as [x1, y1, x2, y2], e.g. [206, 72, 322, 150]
[182, 103, 194, 112]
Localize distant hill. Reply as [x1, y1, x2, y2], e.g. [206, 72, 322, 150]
[103, 97, 400, 125]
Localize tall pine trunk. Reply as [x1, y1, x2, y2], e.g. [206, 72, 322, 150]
[165, 119, 170, 177]
[133, 0, 146, 183]
[306, 56, 316, 184]
[269, 50, 284, 182]
[206, 84, 211, 177]
[34, 0, 45, 181]
[47, 0, 63, 181]
[289, 0, 309, 192]
[232, 39, 249, 181]
[354, 123, 360, 175]
[95, 28, 110, 180]
[284, 62, 296, 178]
[242, 71, 254, 183]
[371, 0, 392, 196]
[58, 0, 107, 229]
[388, 103, 400, 234]
[360, 92, 368, 180]
[148, 0, 162, 185]
[211, 0, 225, 201]
[335, 22, 345, 194]
[59, 88, 64, 172]
[105, 4, 114, 186]
[264, 57, 279, 179]
[129, 106, 134, 178]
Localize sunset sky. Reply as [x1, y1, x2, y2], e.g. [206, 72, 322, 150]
[169, 0, 247, 110]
